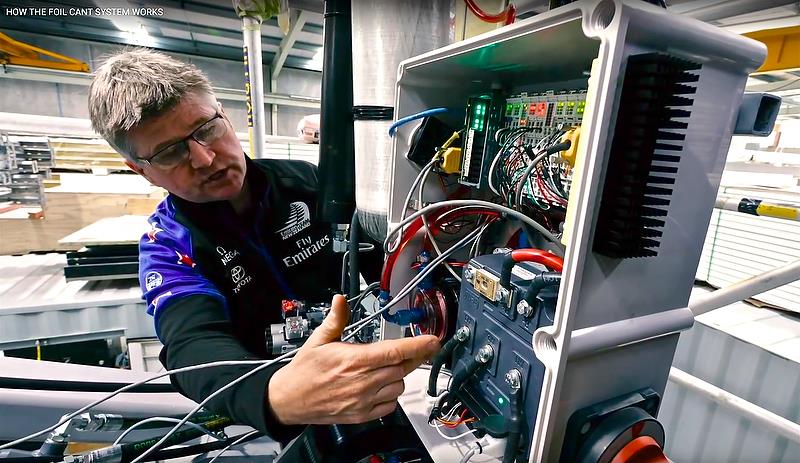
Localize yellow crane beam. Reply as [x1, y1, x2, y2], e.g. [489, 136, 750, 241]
[0, 32, 89, 73]
[744, 25, 800, 73]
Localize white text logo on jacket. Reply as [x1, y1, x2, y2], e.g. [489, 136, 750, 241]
[276, 201, 311, 240]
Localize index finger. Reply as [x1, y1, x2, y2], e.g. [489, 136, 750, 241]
[357, 335, 440, 367]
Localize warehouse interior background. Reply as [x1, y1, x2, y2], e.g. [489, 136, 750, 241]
[1, 1, 800, 462]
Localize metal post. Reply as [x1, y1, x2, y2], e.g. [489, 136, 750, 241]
[242, 16, 266, 159]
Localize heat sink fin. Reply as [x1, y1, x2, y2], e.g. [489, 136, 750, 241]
[593, 53, 701, 259]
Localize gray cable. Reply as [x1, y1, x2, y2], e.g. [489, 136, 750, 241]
[343, 226, 484, 341]
[112, 417, 221, 445]
[137, 226, 484, 462]
[419, 163, 461, 281]
[390, 159, 438, 254]
[384, 199, 565, 256]
[340, 243, 376, 294]
[0, 359, 277, 452]
[515, 148, 551, 210]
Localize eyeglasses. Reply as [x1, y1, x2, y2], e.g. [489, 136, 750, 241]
[138, 112, 228, 168]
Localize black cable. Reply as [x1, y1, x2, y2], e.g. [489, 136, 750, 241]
[0, 457, 60, 463]
[348, 211, 361, 299]
[350, 281, 380, 344]
[427, 329, 468, 397]
[115, 417, 231, 463]
[0, 377, 175, 394]
[434, 346, 493, 417]
[144, 430, 264, 462]
[503, 383, 524, 463]
[522, 272, 562, 305]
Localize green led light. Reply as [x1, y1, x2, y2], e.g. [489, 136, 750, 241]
[498, 397, 506, 406]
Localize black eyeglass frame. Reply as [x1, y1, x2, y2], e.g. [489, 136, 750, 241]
[137, 111, 227, 167]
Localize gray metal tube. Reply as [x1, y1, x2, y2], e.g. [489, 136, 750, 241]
[690, 258, 800, 316]
[242, 16, 266, 159]
[566, 307, 695, 360]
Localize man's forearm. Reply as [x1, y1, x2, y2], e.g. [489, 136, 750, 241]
[157, 294, 305, 444]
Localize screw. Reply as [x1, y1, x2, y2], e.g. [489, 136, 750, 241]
[516, 300, 534, 317]
[463, 266, 475, 281]
[477, 344, 494, 363]
[505, 369, 522, 391]
[497, 287, 509, 302]
[455, 326, 470, 342]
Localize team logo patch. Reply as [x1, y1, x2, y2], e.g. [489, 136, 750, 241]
[216, 246, 240, 266]
[276, 202, 311, 240]
[230, 265, 252, 293]
[145, 271, 163, 291]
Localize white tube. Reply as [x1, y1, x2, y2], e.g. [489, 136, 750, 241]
[690, 259, 800, 316]
[669, 367, 800, 443]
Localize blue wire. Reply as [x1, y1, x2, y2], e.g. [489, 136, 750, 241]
[388, 107, 449, 137]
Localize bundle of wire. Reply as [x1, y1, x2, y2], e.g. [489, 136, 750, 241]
[489, 128, 570, 212]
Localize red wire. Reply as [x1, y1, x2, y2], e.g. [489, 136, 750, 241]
[511, 248, 564, 272]
[464, 0, 516, 24]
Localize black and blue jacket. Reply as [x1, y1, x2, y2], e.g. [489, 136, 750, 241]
[138, 157, 339, 443]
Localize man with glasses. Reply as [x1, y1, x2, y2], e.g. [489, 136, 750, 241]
[88, 49, 439, 445]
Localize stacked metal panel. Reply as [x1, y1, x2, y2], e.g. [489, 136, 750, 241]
[698, 186, 800, 313]
[0, 253, 151, 351]
[661, 288, 800, 462]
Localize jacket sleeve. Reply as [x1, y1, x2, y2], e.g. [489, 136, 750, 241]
[157, 294, 306, 445]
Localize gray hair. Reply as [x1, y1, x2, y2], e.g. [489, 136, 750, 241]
[88, 48, 214, 161]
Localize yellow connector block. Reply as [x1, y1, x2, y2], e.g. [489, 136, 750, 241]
[561, 126, 581, 167]
[441, 147, 463, 174]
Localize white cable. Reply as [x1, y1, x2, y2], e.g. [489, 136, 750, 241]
[112, 417, 222, 445]
[384, 199, 565, 256]
[434, 423, 479, 441]
[458, 444, 482, 463]
[207, 430, 261, 463]
[0, 358, 270, 451]
[418, 162, 461, 281]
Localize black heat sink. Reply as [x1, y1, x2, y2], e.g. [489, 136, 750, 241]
[593, 53, 701, 258]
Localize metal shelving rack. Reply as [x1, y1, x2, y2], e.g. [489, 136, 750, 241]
[0, 132, 52, 208]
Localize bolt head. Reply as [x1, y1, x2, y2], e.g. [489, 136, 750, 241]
[455, 326, 470, 341]
[477, 344, 494, 363]
[516, 300, 531, 316]
[504, 369, 522, 390]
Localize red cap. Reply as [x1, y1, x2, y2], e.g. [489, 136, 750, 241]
[281, 300, 297, 313]
[611, 436, 669, 463]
